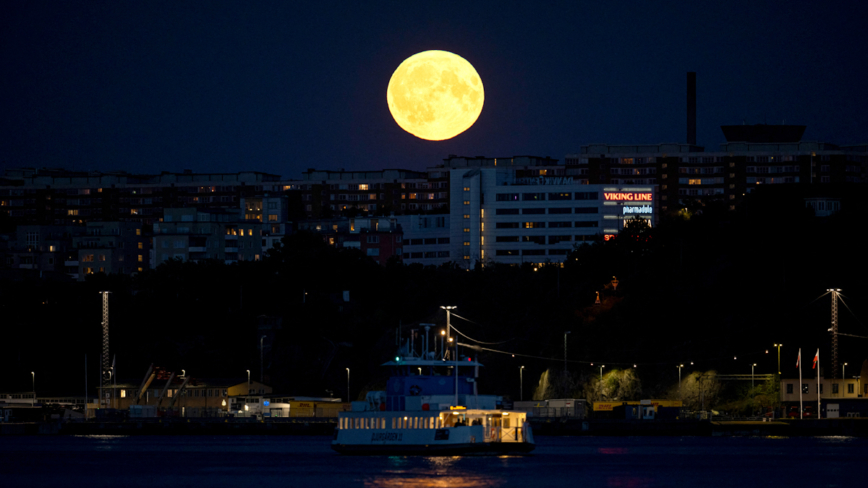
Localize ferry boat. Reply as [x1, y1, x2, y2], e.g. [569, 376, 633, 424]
[332, 349, 534, 455]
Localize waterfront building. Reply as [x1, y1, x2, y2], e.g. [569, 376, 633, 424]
[105, 378, 272, 418]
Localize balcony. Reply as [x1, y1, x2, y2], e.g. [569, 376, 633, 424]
[188, 247, 207, 252]
[65, 260, 79, 266]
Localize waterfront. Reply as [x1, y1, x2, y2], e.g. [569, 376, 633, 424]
[1, 435, 866, 487]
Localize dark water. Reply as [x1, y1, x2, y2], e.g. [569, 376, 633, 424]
[1, 435, 865, 487]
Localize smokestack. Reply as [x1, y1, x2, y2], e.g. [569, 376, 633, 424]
[687, 72, 696, 145]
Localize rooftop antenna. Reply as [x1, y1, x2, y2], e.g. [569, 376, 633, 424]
[421, 323, 434, 359]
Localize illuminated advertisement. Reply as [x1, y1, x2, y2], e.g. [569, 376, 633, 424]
[603, 192, 652, 201]
[622, 206, 653, 215]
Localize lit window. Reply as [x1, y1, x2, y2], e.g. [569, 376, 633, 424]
[463, 187, 470, 191]
[136, 229, 141, 236]
[463, 201, 470, 205]
[67, 209, 79, 216]
[463, 228, 470, 232]
[138, 255, 143, 262]
[138, 242, 143, 249]
[463, 214, 470, 219]
[359, 184, 369, 191]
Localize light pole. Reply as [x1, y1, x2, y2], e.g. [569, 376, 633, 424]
[599, 365, 605, 382]
[564, 331, 571, 371]
[440, 306, 456, 357]
[346, 368, 351, 402]
[677, 364, 684, 400]
[520, 366, 525, 401]
[752, 363, 757, 389]
[31, 371, 35, 407]
[260, 335, 267, 383]
[246, 369, 250, 396]
[773, 343, 783, 375]
[843, 363, 848, 396]
[439, 330, 445, 359]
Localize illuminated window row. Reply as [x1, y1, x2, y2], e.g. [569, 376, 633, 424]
[339, 416, 443, 429]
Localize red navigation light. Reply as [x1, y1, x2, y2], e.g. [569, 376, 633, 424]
[467, 357, 472, 362]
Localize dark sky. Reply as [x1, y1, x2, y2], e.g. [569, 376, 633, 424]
[2, 1, 866, 178]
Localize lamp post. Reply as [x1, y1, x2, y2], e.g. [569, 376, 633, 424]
[520, 366, 525, 401]
[600, 365, 605, 382]
[440, 330, 446, 359]
[564, 331, 571, 371]
[677, 364, 684, 400]
[346, 368, 351, 402]
[773, 344, 783, 375]
[260, 335, 267, 383]
[843, 363, 848, 396]
[440, 306, 456, 356]
[31, 371, 35, 407]
[246, 369, 250, 396]
[752, 363, 757, 389]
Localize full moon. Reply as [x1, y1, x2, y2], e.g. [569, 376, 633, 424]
[387, 50, 484, 141]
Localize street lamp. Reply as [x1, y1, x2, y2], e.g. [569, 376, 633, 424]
[440, 306, 456, 340]
[752, 363, 757, 389]
[677, 364, 684, 400]
[773, 344, 783, 375]
[520, 366, 525, 401]
[246, 369, 250, 396]
[260, 335, 267, 383]
[346, 368, 351, 402]
[600, 365, 605, 382]
[564, 331, 571, 371]
[440, 330, 446, 359]
[31, 372, 35, 407]
[843, 363, 848, 395]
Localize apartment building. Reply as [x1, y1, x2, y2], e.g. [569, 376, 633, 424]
[151, 208, 261, 266]
[567, 125, 868, 212]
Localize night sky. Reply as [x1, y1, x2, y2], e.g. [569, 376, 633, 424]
[2, 1, 866, 179]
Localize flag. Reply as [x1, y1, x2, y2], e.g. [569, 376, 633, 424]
[796, 349, 801, 368]
[812, 349, 819, 370]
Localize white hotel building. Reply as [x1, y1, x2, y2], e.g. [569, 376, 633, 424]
[400, 160, 657, 267]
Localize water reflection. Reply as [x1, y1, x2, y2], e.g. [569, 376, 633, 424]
[364, 456, 504, 487]
[605, 476, 653, 487]
[598, 447, 628, 455]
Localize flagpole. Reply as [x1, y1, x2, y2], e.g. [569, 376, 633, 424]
[798, 348, 803, 420]
[817, 348, 821, 419]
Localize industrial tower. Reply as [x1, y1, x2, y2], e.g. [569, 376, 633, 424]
[828, 288, 840, 379]
[100, 291, 111, 391]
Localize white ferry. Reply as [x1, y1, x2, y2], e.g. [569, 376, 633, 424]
[332, 353, 534, 455]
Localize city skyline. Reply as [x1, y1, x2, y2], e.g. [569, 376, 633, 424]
[3, 1, 867, 178]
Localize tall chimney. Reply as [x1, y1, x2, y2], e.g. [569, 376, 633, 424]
[687, 72, 696, 145]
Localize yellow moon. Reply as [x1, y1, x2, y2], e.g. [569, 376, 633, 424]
[387, 50, 484, 141]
